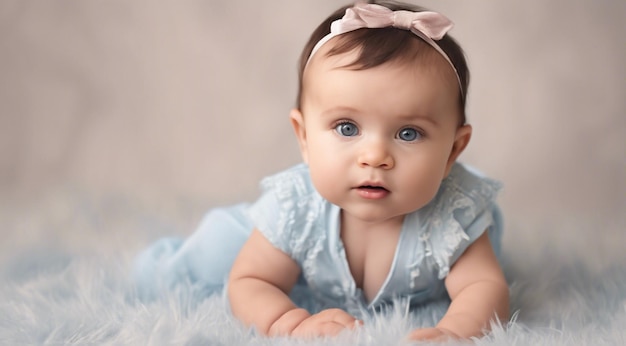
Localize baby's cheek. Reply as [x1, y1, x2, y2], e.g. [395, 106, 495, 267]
[404, 172, 442, 207]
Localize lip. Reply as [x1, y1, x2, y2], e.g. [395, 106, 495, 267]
[353, 181, 390, 200]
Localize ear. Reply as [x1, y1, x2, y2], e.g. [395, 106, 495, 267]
[444, 124, 472, 177]
[289, 108, 309, 164]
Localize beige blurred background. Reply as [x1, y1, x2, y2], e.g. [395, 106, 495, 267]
[1, 1, 625, 256]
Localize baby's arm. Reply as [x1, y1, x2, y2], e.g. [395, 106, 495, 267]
[409, 232, 509, 341]
[228, 229, 358, 337]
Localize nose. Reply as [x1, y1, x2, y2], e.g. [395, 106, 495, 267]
[357, 138, 394, 169]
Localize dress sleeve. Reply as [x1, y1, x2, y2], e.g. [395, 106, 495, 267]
[247, 165, 321, 259]
[425, 163, 503, 279]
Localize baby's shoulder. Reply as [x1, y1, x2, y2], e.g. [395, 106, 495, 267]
[442, 162, 502, 206]
[405, 162, 502, 279]
[249, 164, 329, 258]
[424, 162, 502, 234]
[258, 163, 318, 200]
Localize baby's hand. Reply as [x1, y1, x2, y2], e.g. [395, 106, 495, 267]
[290, 308, 361, 338]
[408, 327, 460, 342]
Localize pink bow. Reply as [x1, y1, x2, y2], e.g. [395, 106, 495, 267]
[334, 4, 454, 41]
[306, 3, 460, 91]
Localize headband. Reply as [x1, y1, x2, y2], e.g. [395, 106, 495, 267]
[306, 3, 462, 92]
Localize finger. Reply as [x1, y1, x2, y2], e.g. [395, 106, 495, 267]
[330, 310, 360, 329]
[319, 321, 352, 336]
[291, 310, 359, 338]
[291, 320, 344, 338]
[410, 327, 461, 342]
[314, 309, 357, 327]
[408, 327, 447, 341]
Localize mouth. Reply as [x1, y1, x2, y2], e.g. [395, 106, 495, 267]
[354, 183, 390, 199]
[358, 184, 388, 191]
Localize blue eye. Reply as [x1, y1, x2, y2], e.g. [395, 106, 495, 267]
[335, 122, 359, 137]
[397, 127, 421, 142]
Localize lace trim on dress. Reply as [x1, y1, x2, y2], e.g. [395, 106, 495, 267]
[258, 165, 326, 265]
[421, 165, 502, 279]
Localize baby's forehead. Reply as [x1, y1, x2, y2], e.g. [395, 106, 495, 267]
[305, 34, 454, 79]
[303, 41, 456, 92]
[300, 40, 462, 120]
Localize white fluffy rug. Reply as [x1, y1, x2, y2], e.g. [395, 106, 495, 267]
[1, 191, 625, 345]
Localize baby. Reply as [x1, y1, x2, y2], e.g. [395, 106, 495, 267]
[134, 0, 509, 341]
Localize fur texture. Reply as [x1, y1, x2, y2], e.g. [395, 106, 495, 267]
[1, 192, 625, 345]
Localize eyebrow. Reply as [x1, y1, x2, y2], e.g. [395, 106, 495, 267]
[319, 106, 439, 126]
[318, 106, 358, 117]
[395, 113, 439, 126]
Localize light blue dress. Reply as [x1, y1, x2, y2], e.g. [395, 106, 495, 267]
[133, 163, 502, 317]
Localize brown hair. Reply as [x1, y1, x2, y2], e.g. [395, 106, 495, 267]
[295, 0, 470, 124]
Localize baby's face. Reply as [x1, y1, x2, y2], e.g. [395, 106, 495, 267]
[291, 45, 466, 223]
